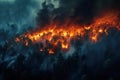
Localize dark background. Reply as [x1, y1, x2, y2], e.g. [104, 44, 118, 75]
[0, 0, 120, 80]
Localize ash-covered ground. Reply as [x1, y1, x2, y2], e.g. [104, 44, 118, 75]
[0, 0, 120, 80]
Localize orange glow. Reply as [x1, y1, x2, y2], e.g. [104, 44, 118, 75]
[91, 35, 98, 42]
[84, 26, 91, 30]
[61, 43, 69, 50]
[15, 38, 20, 42]
[40, 48, 43, 52]
[48, 49, 54, 54]
[98, 29, 103, 33]
[15, 11, 120, 54]
[25, 41, 29, 46]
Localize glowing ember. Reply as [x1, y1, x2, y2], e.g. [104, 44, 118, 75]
[15, 38, 20, 42]
[40, 48, 43, 52]
[48, 49, 54, 54]
[15, 11, 120, 54]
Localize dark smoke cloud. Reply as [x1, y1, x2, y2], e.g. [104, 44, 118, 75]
[0, 0, 45, 32]
[37, 0, 120, 26]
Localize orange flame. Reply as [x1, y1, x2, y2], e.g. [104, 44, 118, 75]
[48, 49, 54, 54]
[15, 11, 120, 54]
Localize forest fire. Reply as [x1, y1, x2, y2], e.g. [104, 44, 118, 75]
[15, 11, 120, 54]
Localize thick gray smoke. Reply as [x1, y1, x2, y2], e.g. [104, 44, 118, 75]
[0, 0, 46, 32]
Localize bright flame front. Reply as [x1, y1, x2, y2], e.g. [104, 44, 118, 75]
[15, 11, 120, 54]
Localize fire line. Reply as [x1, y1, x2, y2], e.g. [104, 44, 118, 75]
[15, 11, 120, 54]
